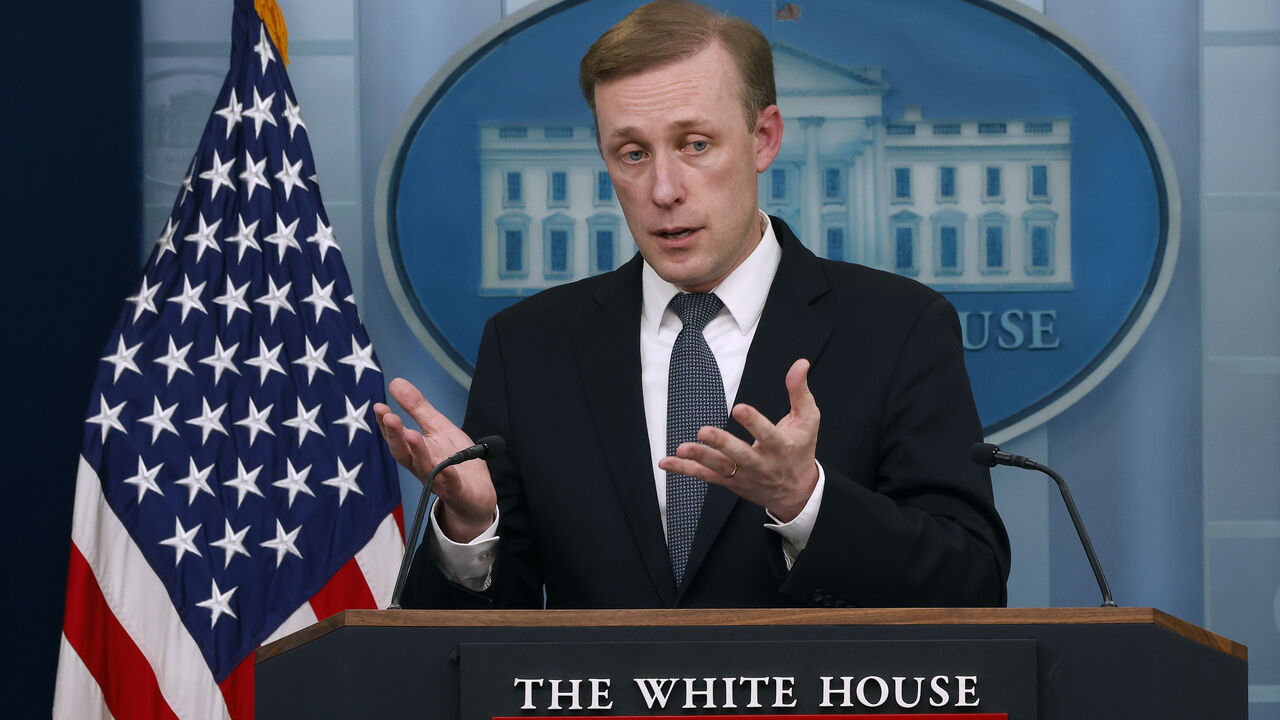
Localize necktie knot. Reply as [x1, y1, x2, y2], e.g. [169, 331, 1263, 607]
[668, 292, 724, 333]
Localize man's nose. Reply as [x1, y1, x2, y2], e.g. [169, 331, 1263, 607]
[649, 151, 685, 208]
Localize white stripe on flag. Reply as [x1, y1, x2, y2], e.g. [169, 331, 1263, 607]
[52, 634, 117, 720]
[263, 597, 320, 646]
[66, 456, 231, 720]
[355, 513, 405, 608]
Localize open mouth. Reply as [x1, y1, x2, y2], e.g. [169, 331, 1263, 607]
[657, 228, 697, 240]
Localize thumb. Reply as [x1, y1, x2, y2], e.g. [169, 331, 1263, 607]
[785, 358, 818, 420]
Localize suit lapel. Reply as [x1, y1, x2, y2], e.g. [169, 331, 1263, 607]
[572, 256, 678, 606]
[678, 220, 834, 600]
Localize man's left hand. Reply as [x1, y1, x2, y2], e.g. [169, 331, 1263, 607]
[659, 358, 820, 522]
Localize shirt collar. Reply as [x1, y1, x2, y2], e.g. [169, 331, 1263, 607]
[641, 211, 782, 334]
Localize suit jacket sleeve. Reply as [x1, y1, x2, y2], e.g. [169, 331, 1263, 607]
[780, 293, 1010, 608]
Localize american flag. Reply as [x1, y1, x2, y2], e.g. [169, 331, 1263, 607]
[53, 1, 403, 717]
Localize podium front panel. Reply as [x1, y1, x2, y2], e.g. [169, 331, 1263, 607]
[255, 610, 1246, 719]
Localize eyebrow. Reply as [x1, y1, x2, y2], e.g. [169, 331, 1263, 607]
[605, 117, 710, 141]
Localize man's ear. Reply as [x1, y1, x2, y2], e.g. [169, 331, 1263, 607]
[753, 105, 784, 173]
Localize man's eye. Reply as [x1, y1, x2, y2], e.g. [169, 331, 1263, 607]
[689, 140, 708, 152]
[625, 150, 645, 162]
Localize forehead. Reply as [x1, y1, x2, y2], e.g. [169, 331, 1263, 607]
[593, 42, 744, 136]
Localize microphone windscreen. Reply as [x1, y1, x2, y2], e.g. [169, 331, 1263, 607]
[477, 435, 506, 458]
[969, 442, 999, 467]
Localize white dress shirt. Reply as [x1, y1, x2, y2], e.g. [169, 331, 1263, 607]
[430, 212, 824, 589]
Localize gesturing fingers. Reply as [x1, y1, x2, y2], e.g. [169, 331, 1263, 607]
[666, 433, 743, 479]
[374, 405, 412, 465]
[659, 358, 821, 521]
[377, 380, 499, 542]
[729, 402, 782, 449]
[388, 377, 450, 434]
[375, 406, 433, 480]
[784, 358, 819, 424]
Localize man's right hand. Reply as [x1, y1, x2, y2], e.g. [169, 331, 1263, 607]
[374, 377, 498, 543]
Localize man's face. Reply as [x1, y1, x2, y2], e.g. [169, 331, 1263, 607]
[593, 41, 783, 293]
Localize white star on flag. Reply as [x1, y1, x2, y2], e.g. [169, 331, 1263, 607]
[274, 150, 307, 201]
[214, 87, 243, 139]
[323, 459, 365, 506]
[183, 213, 224, 262]
[238, 150, 270, 200]
[121, 457, 164, 504]
[264, 213, 301, 260]
[282, 93, 306, 139]
[86, 394, 127, 442]
[282, 398, 325, 445]
[179, 159, 195, 204]
[243, 87, 278, 138]
[125, 276, 162, 322]
[224, 214, 262, 262]
[137, 397, 180, 444]
[156, 218, 180, 258]
[155, 336, 195, 383]
[224, 459, 266, 508]
[199, 337, 241, 384]
[291, 337, 333, 384]
[255, 276, 295, 324]
[252, 22, 275, 73]
[167, 276, 209, 322]
[198, 150, 237, 201]
[213, 278, 252, 322]
[101, 336, 143, 383]
[261, 519, 303, 568]
[210, 520, 252, 569]
[302, 276, 340, 323]
[272, 459, 315, 508]
[185, 397, 230, 445]
[175, 458, 218, 506]
[233, 398, 274, 445]
[338, 335, 381, 382]
[159, 517, 204, 566]
[195, 580, 238, 628]
[306, 214, 340, 261]
[333, 397, 372, 445]
[245, 338, 286, 383]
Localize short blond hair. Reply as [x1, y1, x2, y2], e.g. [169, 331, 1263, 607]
[579, 0, 776, 130]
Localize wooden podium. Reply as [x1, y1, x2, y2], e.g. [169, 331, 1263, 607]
[255, 607, 1246, 719]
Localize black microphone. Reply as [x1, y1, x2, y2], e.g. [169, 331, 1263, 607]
[970, 442, 1037, 470]
[971, 442, 1117, 608]
[389, 435, 505, 609]
[444, 435, 505, 465]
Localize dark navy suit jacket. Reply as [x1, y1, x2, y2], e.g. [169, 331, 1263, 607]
[402, 218, 1010, 609]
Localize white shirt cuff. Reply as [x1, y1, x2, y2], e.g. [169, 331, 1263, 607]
[763, 460, 825, 570]
[428, 500, 499, 591]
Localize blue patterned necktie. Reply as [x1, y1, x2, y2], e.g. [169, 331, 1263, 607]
[665, 291, 727, 586]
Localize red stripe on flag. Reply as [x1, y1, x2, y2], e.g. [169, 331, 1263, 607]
[219, 653, 255, 720]
[309, 556, 378, 621]
[62, 543, 179, 720]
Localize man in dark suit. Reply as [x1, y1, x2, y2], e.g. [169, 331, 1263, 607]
[375, 0, 1009, 609]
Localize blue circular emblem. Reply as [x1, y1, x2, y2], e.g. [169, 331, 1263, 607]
[376, 0, 1178, 441]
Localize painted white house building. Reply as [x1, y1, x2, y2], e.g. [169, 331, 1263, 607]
[477, 43, 1072, 295]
